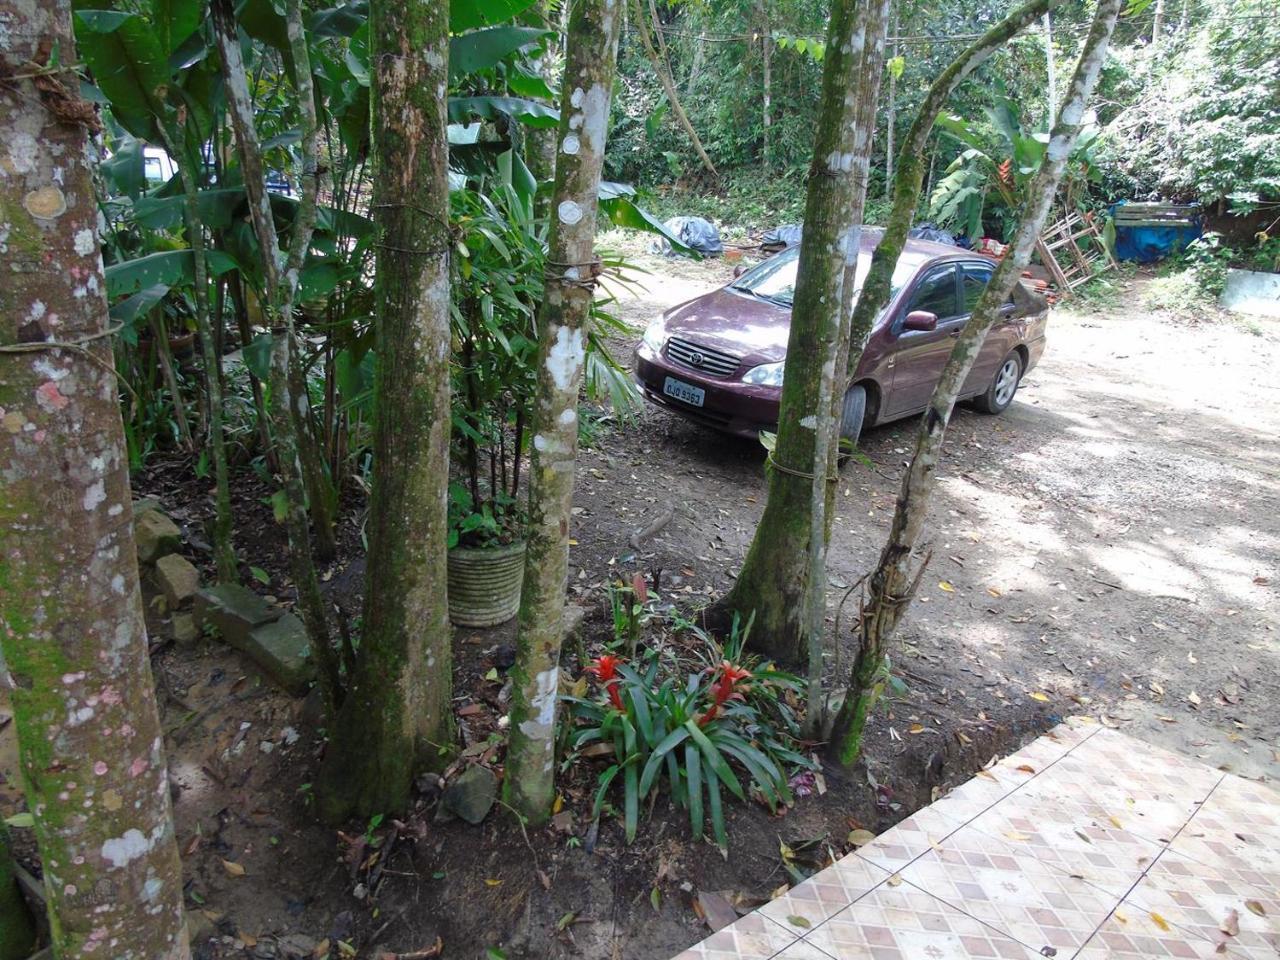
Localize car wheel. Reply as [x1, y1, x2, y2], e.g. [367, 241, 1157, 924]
[837, 384, 866, 462]
[975, 351, 1023, 414]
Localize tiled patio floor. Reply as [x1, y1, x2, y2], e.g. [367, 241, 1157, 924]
[673, 719, 1280, 960]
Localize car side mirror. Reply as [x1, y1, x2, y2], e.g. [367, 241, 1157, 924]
[903, 310, 938, 332]
[732, 264, 748, 278]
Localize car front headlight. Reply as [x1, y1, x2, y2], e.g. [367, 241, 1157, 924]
[741, 361, 785, 386]
[641, 318, 666, 354]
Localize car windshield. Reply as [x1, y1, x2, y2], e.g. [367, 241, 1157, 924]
[729, 244, 919, 307]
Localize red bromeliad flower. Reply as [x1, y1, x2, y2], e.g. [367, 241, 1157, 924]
[587, 654, 625, 711]
[698, 660, 752, 727]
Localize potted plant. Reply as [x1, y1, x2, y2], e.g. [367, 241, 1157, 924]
[445, 181, 541, 627]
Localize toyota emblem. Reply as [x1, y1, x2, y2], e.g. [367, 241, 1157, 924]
[689, 351, 705, 366]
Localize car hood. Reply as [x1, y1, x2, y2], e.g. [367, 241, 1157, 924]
[660, 287, 792, 366]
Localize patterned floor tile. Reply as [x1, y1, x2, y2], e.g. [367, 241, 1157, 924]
[771, 942, 839, 960]
[963, 784, 1166, 898]
[1171, 775, 1280, 878]
[898, 824, 1121, 957]
[1074, 910, 1255, 958]
[1022, 731, 1223, 844]
[799, 882, 1044, 960]
[852, 802, 973, 874]
[669, 911, 798, 960]
[760, 856, 892, 931]
[1122, 849, 1280, 957]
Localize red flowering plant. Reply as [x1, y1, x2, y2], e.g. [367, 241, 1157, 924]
[564, 614, 812, 850]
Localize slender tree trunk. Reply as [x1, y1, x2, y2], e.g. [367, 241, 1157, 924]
[846, 0, 1063, 384]
[0, 2, 189, 954]
[756, 0, 773, 170]
[317, 0, 454, 822]
[505, 0, 623, 825]
[1151, 0, 1165, 53]
[630, 0, 717, 178]
[884, 5, 898, 200]
[805, 0, 891, 732]
[152, 313, 194, 452]
[212, 0, 339, 595]
[829, 0, 1121, 767]
[686, 30, 705, 95]
[715, 0, 1062, 665]
[161, 129, 238, 583]
[0, 822, 36, 960]
[1044, 12, 1056, 112]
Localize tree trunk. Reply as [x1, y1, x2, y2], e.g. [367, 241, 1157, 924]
[828, 0, 1122, 767]
[1044, 12, 1056, 112]
[317, 0, 454, 822]
[1151, 0, 1165, 53]
[884, 5, 898, 200]
[160, 127, 238, 584]
[212, 0, 340, 599]
[845, 0, 1064, 386]
[711, 0, 893, 666]
[0, 2, 190, 954]
[0, 823, 36, 960]
[755, 0, 773, 170]
[505, 0, 623, 825]
[805, 0, 891, 731]
[630, 0, 717, 178]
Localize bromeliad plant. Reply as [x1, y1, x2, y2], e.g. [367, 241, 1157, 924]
[565, 646, 813, 850]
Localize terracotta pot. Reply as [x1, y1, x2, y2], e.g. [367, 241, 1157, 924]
[447, 540, 527, 627]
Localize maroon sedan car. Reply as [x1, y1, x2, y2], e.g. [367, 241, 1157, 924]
[634, 229, 1047, 441]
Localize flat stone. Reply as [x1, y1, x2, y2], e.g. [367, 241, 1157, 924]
[245, 614, 314, 695]
[441, 764, 497, 824]
[132, 497, 162, 516]
[155, 554, 200, 608]
[562, 603, 587, 641]
[171, 611, 200, 646]
[194, 583, 285, 649]
[135, 509, 181, 564]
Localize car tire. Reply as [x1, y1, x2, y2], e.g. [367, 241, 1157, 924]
[975, 351, 1023, 414]
[837, 384, 866, 462]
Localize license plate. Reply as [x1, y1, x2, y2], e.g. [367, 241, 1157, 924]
[663, 376, 704, 407]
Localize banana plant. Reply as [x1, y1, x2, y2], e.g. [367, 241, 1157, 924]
[929, 79, 1101, 239]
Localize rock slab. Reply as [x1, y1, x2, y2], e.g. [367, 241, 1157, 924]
[441, 764, 497, 824]
[194, 583, 285, 649]
[245, 614, 315, 696]
[135, 509, 181, 564]
[171, 612, 199, 645]
[155, 553, 200, 608]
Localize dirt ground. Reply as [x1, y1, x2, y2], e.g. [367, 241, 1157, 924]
[2, 247, 1277, 960]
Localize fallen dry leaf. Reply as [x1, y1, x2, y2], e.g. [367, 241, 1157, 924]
[1029, 692, 1051, 703]
[938, 580, 955, 593]
[986, 587, 1002, 598]
[241, 932, 258, 948]
[1005, 831, 1033, 842]
[696, 891, 738, 932]
[1188, 690, 1202, 707]
[908, 723, 926, 735]
[1244, 900, 1265, 917]
[1015, 764, 1036, 774]
[887, 874, 903, 887]
[220, 858, 245, 878]
[847, 829, 877, 848]
[786, 915, 811, 929]
[1108, 815, 1123, 829]
[1219, 908, 1239, 937]
[484, 878, 502, 886]
[1150, 912, 1171, 932]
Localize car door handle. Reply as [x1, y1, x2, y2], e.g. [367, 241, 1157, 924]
[948, 329, 961, 338]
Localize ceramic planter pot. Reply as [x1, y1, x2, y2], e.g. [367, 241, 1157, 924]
[447, 540, 527, 627]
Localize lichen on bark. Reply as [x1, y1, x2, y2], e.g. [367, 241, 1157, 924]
[505, 0, 624, 825]
[0, 0, 190, 954]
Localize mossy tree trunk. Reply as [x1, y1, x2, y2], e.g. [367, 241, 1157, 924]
[211, 0, 341, 713]
[505, 0, 623, 825]
[0, 0, 190, 954]
[1, 822, 36, 960]
[316, 0, 454, 822]
[711, 0, 887, 668]
[829, 0, 1122, 767]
